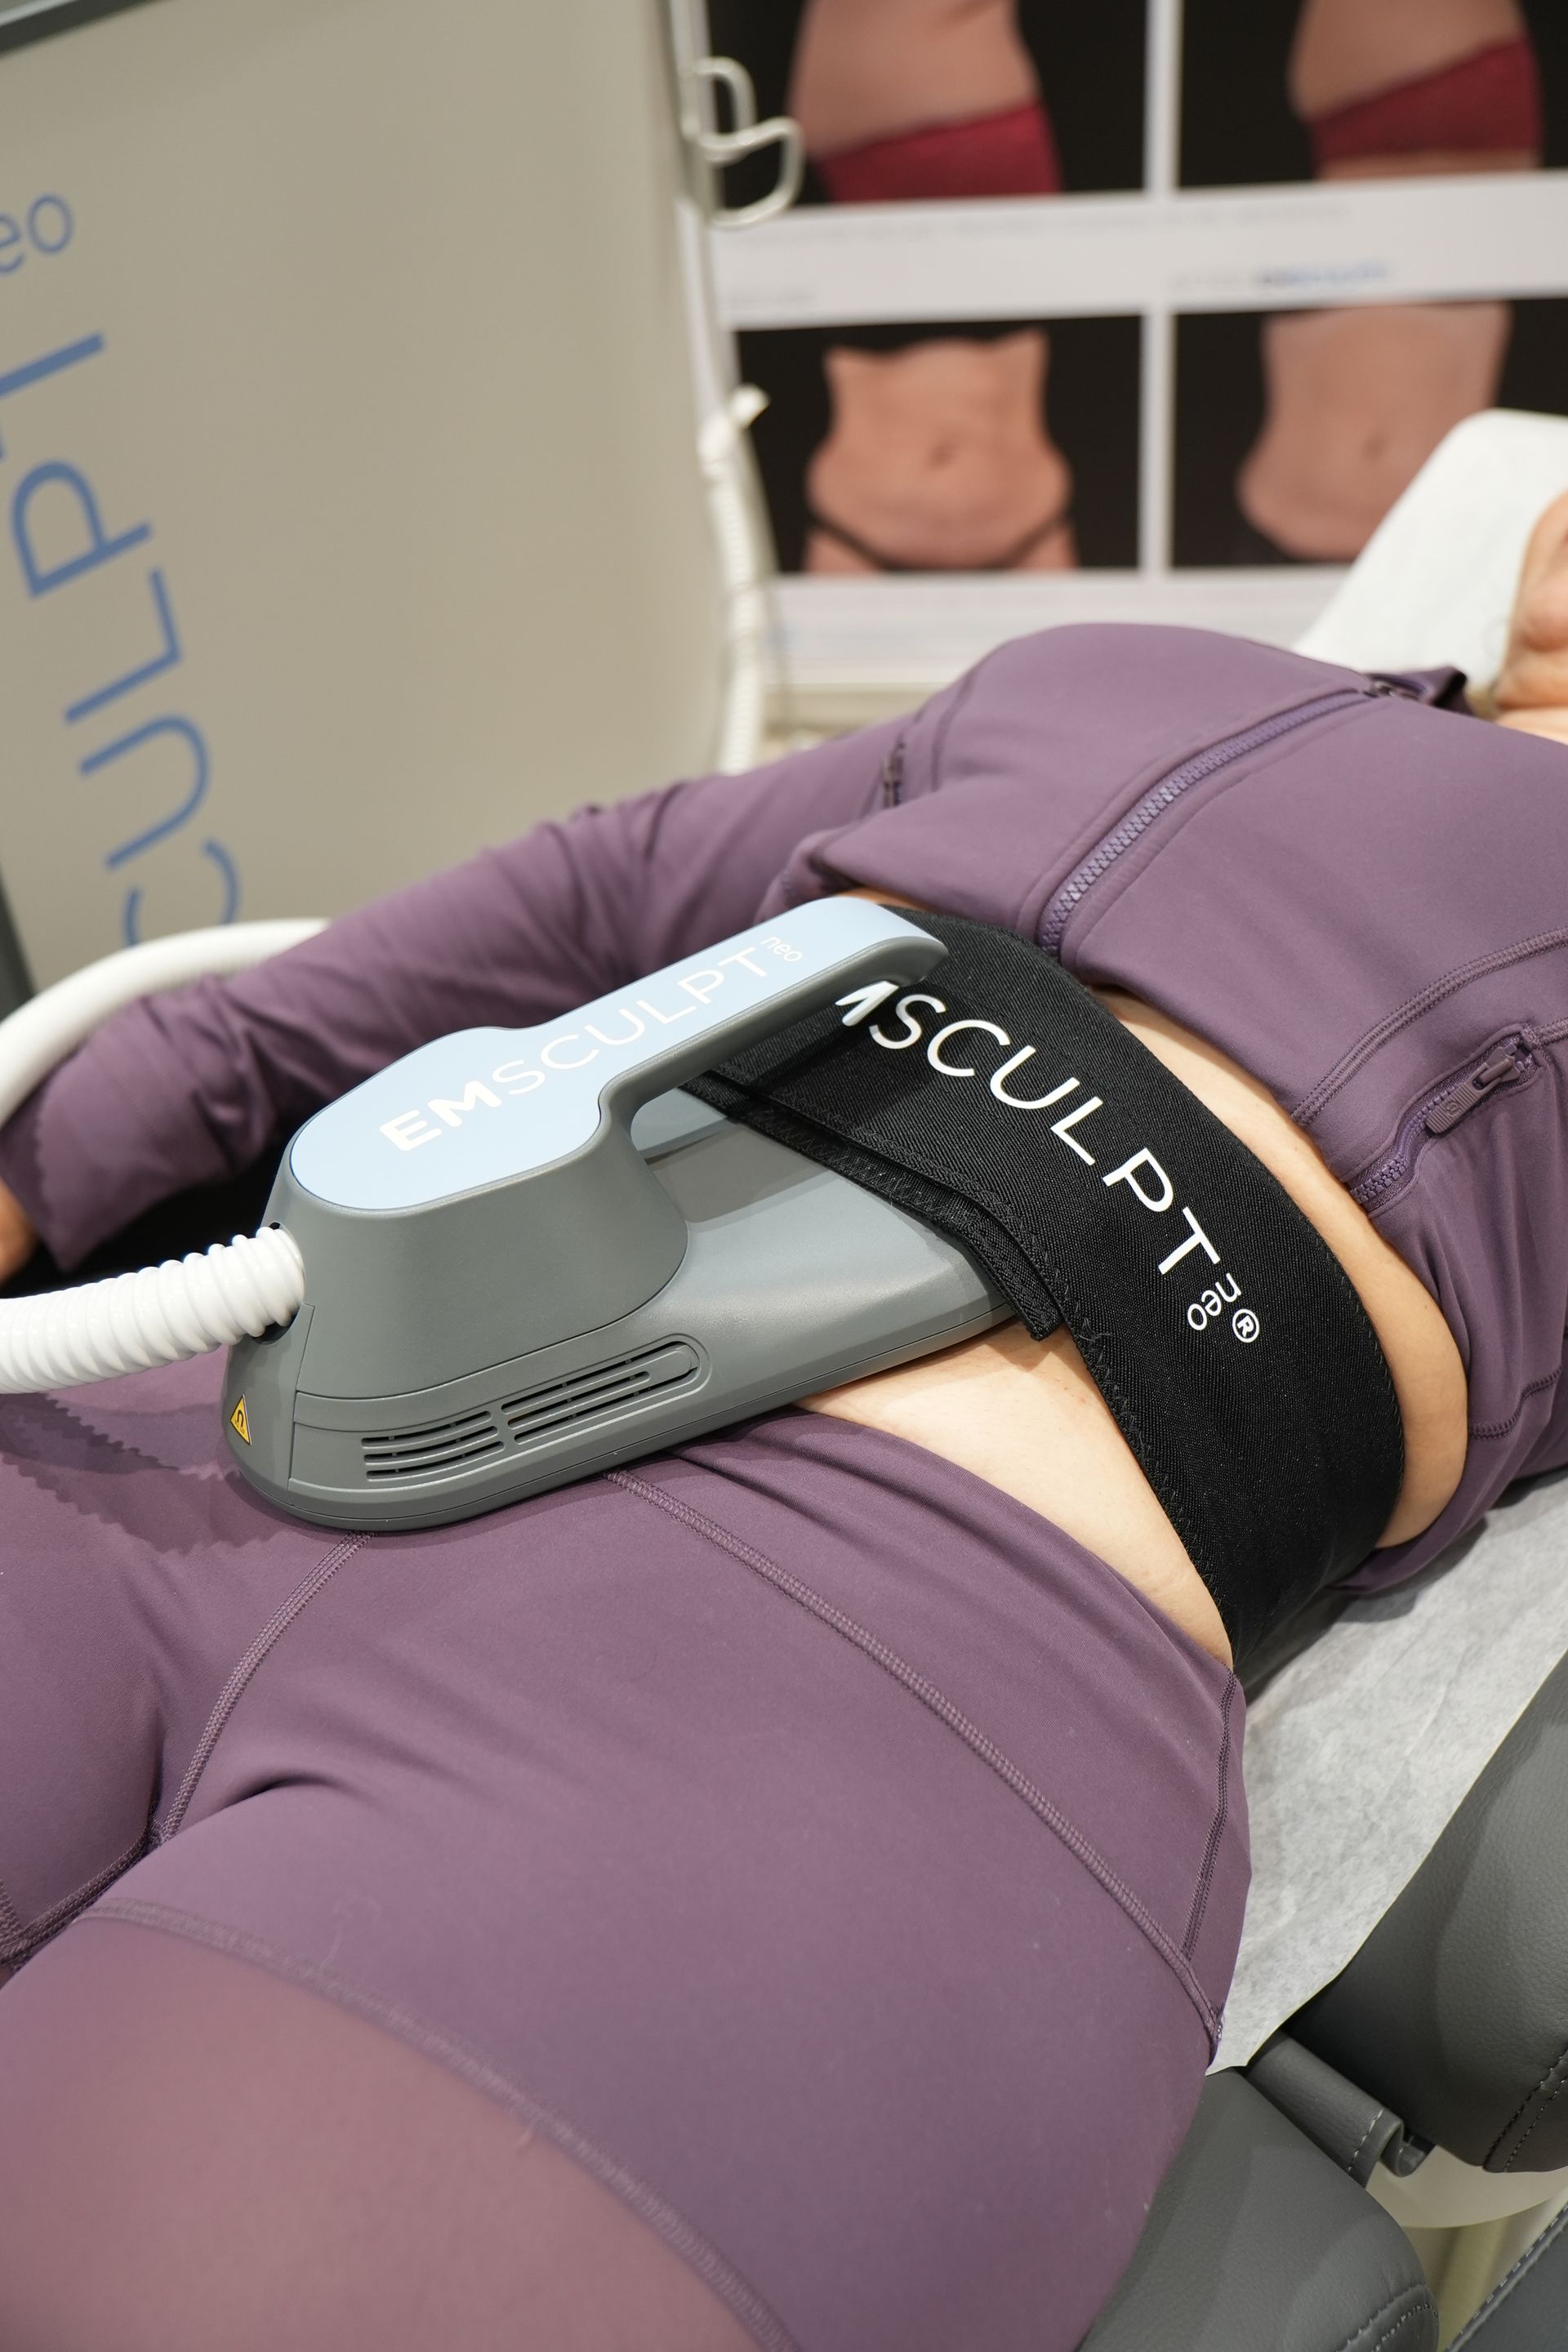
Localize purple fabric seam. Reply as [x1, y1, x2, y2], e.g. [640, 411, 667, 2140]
[1182, 1674, 1237, 1964]
[1038, 690, 1373, 960]
[924, 655, 990, 794]
[1294, 925, 1568, 1127]
[0, 1870, 27, 1952]
[1468, 1368, 1561, 1444]
[156, 1535, 368, 1842]
[608, 1466, 1223, 2046]
[1048, 696, 1379, 973]
[81, 1897, 800, 2352]
[0, 1825, 151, 1968]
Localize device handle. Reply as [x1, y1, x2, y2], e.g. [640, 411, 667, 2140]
[287, 898, 946, 1215]
[595, 898, 942, 1120]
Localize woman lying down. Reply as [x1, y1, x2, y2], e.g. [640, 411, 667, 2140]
[2, 492, 1568, 2352]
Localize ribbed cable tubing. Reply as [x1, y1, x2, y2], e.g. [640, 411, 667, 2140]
[0, 919, 324, 1128]
[0, 1228, 307, 1392]
[0, 919, 322, 1392]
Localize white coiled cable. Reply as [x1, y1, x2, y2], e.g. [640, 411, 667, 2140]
[0, 920, 323, 1392]
[0, 1227, 308, 1392]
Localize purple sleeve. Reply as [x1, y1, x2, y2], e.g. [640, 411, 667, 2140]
[0, 722, 901, 1268]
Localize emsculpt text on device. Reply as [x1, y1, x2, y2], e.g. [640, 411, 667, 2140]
[287, 904, 926, 1212]
[224, 899, 1000, 1529]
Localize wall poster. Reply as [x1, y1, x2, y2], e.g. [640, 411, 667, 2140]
[704, 0, 1568, 714]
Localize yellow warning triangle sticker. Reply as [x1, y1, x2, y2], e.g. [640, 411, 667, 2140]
[229, 1396, 251, 1445]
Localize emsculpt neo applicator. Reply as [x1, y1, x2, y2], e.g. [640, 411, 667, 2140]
[0, 899, 1004, 1529]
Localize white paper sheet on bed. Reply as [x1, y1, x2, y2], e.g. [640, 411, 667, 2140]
[1215, 1471, 1568, 2069]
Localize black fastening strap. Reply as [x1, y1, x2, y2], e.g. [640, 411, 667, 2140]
[689, 912, 1404, 1662]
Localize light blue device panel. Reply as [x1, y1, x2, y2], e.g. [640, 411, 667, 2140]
[290, 899, 931, 1211]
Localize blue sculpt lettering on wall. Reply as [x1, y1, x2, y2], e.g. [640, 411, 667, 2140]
[0, 332, 105, 449]
[83, 715, 210, 865]
[0, 276, 242, 944]
[12, 458, 149, 594]
[26, 195, 73, 256]
[123, 839, 239, 944]
[0, 194, 72, 278]
[65, 567, 180, 722]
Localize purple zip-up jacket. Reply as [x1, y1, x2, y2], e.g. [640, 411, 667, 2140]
[7, 625, 1568, 1592]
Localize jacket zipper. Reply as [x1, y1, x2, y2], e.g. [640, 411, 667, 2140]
[1038, 685, 1385, 956]
[1349, 1038, 1538, 1211]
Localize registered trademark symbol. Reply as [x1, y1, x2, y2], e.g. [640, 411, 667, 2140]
[1232, 1308, 1260, 1343]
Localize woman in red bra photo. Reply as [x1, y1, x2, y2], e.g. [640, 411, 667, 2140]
[1237, 0, 1547, 559]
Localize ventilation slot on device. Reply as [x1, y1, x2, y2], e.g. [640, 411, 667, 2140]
[501, 1343, 701, 1446]
[355, 1344, 702, 1486]
[362, 1409, 504, 1480]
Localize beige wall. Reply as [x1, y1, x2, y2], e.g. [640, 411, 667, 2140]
[0, 0, 724, 983]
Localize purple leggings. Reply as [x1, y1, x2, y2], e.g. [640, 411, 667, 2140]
[0, 1356, 1245, 2350]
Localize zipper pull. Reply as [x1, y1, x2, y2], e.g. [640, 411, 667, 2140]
[880, 737, 906, 807]
[1424, 1045, 1530, 1137]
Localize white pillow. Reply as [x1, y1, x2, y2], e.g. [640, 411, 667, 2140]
[1297, 408, 1568, 685]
